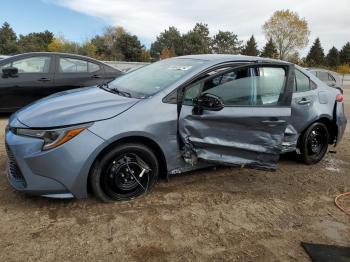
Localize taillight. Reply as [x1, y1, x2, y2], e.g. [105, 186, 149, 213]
[336, 94, 344, 103]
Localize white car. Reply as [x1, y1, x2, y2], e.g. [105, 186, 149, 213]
[307, 68, 343, 93]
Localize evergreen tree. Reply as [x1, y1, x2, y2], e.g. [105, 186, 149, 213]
[260, 37, 278, 58]
[306, 38, 325, 66]
[182, 23, 211, 55]
[150, 26, 183, 59]
[18, 30, 54, 52]
[91, 35, 110, 59]
[211, 31, 242, 54]
[326, 46, 340, 68]
[192, 23, 211, 53]
[114, 32, 143, 62]
[0, 22, 18, 54]
[241, 35, 259, 56]
[339, 42, 350, 65]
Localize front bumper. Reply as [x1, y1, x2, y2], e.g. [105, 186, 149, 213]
[5, 126, 105, 198]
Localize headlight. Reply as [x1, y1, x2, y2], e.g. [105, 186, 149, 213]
[15, 123, 92, 151]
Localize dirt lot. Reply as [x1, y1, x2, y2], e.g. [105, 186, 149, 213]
[0, 91, 349, 262]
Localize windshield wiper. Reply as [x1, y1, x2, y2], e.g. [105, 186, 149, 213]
[98, 83, 132, 98]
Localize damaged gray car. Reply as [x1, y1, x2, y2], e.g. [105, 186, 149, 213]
[5, 55, 347, 202]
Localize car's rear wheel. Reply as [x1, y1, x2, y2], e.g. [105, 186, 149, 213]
[90, 143, 159, 202]
[299, 122, 329, 165]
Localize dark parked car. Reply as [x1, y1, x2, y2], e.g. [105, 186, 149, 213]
[0, 52, 123, 112]
[0, 55, 10, 60]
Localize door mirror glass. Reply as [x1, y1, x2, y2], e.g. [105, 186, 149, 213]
[193, 93, 224, 114]
[2, 67, 18, 78]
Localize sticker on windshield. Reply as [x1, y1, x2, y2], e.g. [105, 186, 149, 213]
[168, 66, 193, 71]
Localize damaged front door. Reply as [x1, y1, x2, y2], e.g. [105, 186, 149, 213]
[179, 63, 295, 170]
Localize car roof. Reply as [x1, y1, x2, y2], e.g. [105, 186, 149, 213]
[8, 52, 96, 60]
[307, 68, 338, 74]
[1, 52, 121, 72]
[178, 54, 289, 64]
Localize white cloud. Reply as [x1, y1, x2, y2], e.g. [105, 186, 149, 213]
[50, 0, 350, 55]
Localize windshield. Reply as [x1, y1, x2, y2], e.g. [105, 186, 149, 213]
[108, 58, 205, 98]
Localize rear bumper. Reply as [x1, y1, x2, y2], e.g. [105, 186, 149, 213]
[335, 102, 347, 145]
[5, 127, 104, 199]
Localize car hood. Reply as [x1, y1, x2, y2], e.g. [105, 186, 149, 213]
[16, 87, 140, 128]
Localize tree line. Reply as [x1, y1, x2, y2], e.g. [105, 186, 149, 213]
[0, 9, 349, 74]
[0, 22, 149, 62]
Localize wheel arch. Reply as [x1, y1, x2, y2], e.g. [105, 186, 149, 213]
[87, 135, 168, 193]
[318, 116, 337, 144]
[298, 116, 337, 146]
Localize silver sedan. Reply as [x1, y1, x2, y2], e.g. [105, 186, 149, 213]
[5, 55, 347, 202]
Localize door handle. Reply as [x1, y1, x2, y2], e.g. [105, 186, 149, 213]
[37, 77, 51, 82]
[298, 98, 311, 105]
[91, 75, 102, 79]
[261, 120, 286, 126]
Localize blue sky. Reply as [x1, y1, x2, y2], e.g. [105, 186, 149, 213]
[1, 0, 349, 55]
[0, 0, 107, 42]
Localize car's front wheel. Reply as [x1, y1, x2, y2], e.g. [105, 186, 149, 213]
[90, 143, 159, 202]
[299, 122, 329, 165]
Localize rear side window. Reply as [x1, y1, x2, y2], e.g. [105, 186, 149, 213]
[185, 66, 287, 106]
[295, 70, 311, 92]
[2, 57, 51, 73]
[59, 58, 88, 73]
[88, 62, 100, 73]
[317, 71, 329, 82]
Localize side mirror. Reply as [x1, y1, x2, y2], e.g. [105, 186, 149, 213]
[193, 93, 224, 115]
[2, 67, 18, 78]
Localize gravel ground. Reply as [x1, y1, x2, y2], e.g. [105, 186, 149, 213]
[0, 90, 349, 262]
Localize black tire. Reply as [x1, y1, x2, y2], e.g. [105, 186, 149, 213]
[299, 122, 329, 165]
[90, 143, 159, 202]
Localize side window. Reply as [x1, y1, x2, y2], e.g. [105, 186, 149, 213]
[309, 70, 317, 76]
[183, 82, 201, 105]
[295, 70, 311, 92]
[256, 67, 286, 105]
[202, 66, 286, 106]
[11, 57, 51, 73]
[182, 67, 235, 105]
[88, 62, 100, 73]
[317, 71, 329, 82]
[59, 58, 88, 73]
[0, 62, 11, 72]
